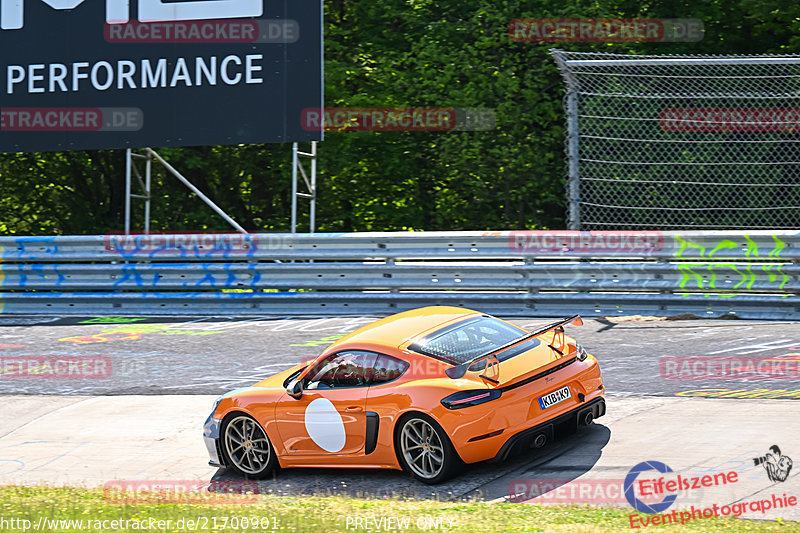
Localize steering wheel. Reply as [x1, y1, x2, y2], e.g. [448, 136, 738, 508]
[329, 364, 353, 387]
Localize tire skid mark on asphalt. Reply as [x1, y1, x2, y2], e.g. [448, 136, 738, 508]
[22, 441, 91, 473]
[708, 339, 799, 355]
[0, 397, 94, 440]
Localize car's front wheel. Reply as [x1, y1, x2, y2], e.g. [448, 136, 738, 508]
[220, 413, 277, 479]
[396, 414, 460, 484]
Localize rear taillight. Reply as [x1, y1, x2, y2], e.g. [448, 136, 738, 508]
[576, 342, 589, 361]
[441, 389, 501, 409]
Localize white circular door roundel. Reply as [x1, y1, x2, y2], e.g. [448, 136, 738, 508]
[304, 398, 346, 453]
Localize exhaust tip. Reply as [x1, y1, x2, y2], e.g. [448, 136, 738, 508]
[532, 434, 547, 449]
[582, 412, 594, 426]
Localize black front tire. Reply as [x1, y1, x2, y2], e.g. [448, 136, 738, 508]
[220, 413, 277, 479]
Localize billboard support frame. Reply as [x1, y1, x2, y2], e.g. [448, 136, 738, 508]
[124, 150, 153, 235]
[291, 141, 318, 234]
[123, 148, 247, 235]
[125, 149, 132, 234]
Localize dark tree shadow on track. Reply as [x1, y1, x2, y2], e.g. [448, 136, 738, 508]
[471, 423, 612, 502]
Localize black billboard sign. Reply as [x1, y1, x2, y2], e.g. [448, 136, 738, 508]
[0, 0, 322, 152]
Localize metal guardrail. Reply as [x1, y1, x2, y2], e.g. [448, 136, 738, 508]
[3, 230, 797, 260]
[0, 230, 798, 319]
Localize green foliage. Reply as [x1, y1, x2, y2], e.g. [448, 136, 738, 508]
[2, 0, 800, 234]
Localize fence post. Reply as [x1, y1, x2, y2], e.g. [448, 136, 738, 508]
[566, 89, 580, 230]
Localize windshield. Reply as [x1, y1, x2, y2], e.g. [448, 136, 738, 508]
[408, 316, 540, 365]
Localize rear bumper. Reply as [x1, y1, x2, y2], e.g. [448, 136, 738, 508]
[491, 396, 605, 462]
[442, 355, 604, 463]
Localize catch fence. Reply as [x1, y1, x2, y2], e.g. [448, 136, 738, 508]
[550, 50, 800, 230]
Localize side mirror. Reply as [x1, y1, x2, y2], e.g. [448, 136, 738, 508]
[286, 379, 303, 399]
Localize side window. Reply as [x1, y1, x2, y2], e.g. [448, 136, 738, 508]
[371, 354, 410, 385]
[305, 351, 377, 390]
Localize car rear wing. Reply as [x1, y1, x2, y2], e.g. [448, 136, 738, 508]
[444, 315, 583, 379]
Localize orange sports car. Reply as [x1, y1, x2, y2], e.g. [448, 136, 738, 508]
[203, 306, 604, 484]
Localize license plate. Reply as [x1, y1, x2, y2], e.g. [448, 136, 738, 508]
[538, 386, 571, 410]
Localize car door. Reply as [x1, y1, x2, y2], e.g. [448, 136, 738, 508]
[274, 350, 377, 455]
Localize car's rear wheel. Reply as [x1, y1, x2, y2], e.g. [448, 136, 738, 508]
[396, 414, 460, 484]
[221, 413, 277, 479]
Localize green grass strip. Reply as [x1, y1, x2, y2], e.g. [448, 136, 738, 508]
[0, 486, 797, 532]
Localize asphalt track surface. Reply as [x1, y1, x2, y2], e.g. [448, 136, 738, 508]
[0, 314, 799, 397]
[1, 314, 799, 523]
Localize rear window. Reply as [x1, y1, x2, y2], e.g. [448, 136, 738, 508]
[408, 316, 540, 365]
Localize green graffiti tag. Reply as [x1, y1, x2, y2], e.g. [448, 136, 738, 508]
[678, 263, 790, 297]
[676, 236, 709, 258]
[769, 235, 786, 258]
[744, 235, 759, 258]
[78, 317, 148, 324]
[709, 240, 739, 257]
[675, 234, 790, 298]
[675, 235, 786, 259]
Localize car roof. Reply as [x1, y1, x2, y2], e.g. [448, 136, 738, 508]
[328, 306, 481, 351]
